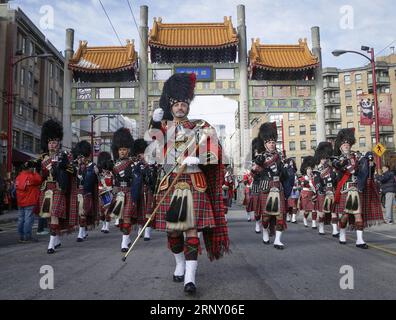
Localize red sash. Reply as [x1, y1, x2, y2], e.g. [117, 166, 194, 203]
[334, 172, 351, 204]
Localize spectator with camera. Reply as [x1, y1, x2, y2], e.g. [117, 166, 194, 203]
[15, 160, 42, 242]
[376, 164, 396, 224]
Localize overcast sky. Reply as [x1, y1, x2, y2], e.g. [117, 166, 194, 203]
[8, 0, 396, 134]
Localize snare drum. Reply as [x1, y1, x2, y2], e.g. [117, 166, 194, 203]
[100, 191, 113, 207]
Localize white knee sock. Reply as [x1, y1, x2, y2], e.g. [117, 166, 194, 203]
[339, 228, 347, 242]
[356, 230, 365, 245]
[174, 253, 185, 276]
[291, 214, 296, 223]
[255, 221, 261, 233]
[184, 260, 198, 285]
[55, 235, 61, 246]
[332, 223, 339, 235]
[319, 222, 325, 234]
[262, 228, 270, 242]
[48, 235, 56, 250]
[274, 231, 283, 246]
[121, 235, 131, 249]
[144, 227, 151, 239]
[105, 221, 110, 231]
[78, 227, 85, 239]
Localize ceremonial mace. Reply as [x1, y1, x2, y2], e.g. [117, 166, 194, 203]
[122, 124, 212, 262]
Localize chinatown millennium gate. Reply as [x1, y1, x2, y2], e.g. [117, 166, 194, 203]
[66, 5, 324, 173]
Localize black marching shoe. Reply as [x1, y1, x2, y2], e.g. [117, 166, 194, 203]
[77, 238, 84, 242]
[332, 233, 340, 238]
[47, 248, 55, 254]
[184, 282, 196, 295]
[319, 232, 325, 236]
[339, 241, 347, 245]
[263, 240, 271, 245]
[121, 248, 128, 253]
[144, 237, 150, 241]
[173, 275, 184, 283]
[356, 243, 369, 249]
[274, 244, 284, 250]
[55, 243, 61, 249]
[103, 230, 109, 234]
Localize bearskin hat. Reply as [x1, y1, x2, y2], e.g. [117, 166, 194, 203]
[334, 128, 356, 156]
[72, 140, 91, 159]
[133, 139, 148, 156]
[159, 73, 196, 121]
[111, 127, 134, 159]
[300, 156, 316, 175]
[252, 137, 265, 156]
[314, 142, 333, 164]
[259, 122, 278, 143]
[97, 151, 113, 171]
[40, 119, 63, 152]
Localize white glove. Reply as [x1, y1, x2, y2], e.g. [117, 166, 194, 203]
[152, 108, 164, 122]
[182, 156, 200, 166]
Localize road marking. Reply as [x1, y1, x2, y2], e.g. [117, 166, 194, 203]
[365, 230, 396, 240]
[366, 243, 396, 256]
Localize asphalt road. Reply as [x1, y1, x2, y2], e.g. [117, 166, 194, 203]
[0, 205, 395, 300]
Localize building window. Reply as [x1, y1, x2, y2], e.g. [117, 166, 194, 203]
[289, 126, 295, 136]
[34, 138, 41, 154]
[18, 103, 24, 116]
[202, 82, 211, 90]
[288, 113, 295, 121]
[215, 69, 234, 80]
[50, 63, 54, 78]
[28, 72, 33, 89]
[311, 140, 317, 149]
[299, 113, 306, 120]
[346, 106, 353, 116]
[300, 125, 306, 135]
[120, 88, 135, 99]
[289, 141, 296, 151]
[300, 140, 307, 150]
[55, 92, 59, 106]
[335, 107, 341, 114]
[347, 122, 354, 128]
[269, 114, 282, 126]
[355, 74, 362, 83]
[152, 69, 172, 81]
[358, 121, 365, 132]
[273, 86, 291, 97]
[344, 74, 351, 85]
[310, 124, 316, 135]
[345, 90, 352, 99]
[356, 89, 363, 97]
[50, 89, 54, 105]
[13, 130, 20, 149]
[20, 68, 25, 86]
[216, 82, 223, 89]
[296, 86, 311, 97]
[22, 37, 26, 54]
[359, 137, 366, 147]
[96, 88, 115, 99]
[22, 133, 34, 152]
[336, 123, 342, 130]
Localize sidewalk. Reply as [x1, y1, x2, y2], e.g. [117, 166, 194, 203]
[0, 210, 19, 225]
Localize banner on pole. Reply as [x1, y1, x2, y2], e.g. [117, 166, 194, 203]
[358, 94, 374, 125]
[378, 93, 392, 126]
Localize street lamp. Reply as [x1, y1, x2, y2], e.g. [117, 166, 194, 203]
[90, 114, 116, 160]
[332, 46, 381, 168]
[6, 52, 53, 178]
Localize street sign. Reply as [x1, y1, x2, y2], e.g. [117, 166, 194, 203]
[373, 143, 386, 157]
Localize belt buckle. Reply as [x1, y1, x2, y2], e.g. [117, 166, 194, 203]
[120, 182, 127, 187]
[327, 183, 333, 188]
[273, 176, 280, 182]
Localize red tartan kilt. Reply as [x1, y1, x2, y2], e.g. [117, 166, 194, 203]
[243, 188, 250, 206]
[300, 190, 315, 211]
[256, 191, 286, 215]
[152, 174, 216, 232]
[114, 186, 137, 223]
[39, 183, 67, 219]
[136, 186, 154, 225]
[247, 193, 259, 212]
[287, 197, 298, 208]
[333, 192, 363, 215]
[361, 179, 383, 226]
[315, 194, 326, 212]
